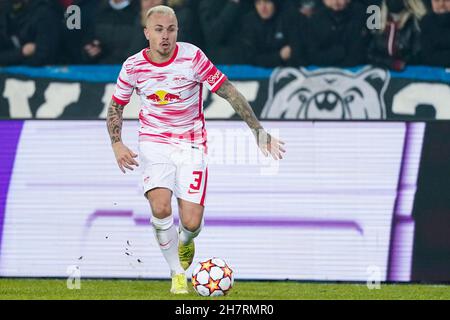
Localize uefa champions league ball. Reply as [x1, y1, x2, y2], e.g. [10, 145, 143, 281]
[191, 258, 234, 296]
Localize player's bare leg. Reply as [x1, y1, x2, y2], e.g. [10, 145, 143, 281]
[147, 188, 187, 294]
[177, 198, 204, 270]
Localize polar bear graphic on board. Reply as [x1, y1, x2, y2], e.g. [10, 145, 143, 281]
[261, 67, 390, 119]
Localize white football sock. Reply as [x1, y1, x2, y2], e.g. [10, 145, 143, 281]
[151, 215, 184, 276]
[179, 219, 204, 245]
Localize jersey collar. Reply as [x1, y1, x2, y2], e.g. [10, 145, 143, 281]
[143, 44, 179, 67]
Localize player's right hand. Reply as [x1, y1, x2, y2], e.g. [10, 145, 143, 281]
[112, 142, 139, 173]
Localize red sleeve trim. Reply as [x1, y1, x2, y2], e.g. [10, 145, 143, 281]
[210, 74, 227, 93]
[112, 95, 129, 106]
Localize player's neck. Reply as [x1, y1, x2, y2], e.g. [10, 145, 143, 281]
[146, 48, 176, 64]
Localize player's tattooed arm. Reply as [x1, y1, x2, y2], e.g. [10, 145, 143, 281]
[215, 80, 286, 160]
[107, 99, 125, 144]
[215, 79, 263, 131]
[106, 99, 139, 172]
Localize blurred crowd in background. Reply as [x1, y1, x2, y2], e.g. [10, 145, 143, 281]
[0, 0, 449, 70]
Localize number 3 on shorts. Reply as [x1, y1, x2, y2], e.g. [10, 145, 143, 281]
[189, 171, 203, 191]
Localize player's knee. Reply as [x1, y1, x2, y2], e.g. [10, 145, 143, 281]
[181, 217, 203, 233]
[151, 202, 172, 219]
[182, 221, 199, 232]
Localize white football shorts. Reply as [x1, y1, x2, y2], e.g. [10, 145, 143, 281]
[139, 141, 209, 206]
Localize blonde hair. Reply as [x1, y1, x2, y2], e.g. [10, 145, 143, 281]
[145, 5, 177, 24]
[379, 0, 427, 32]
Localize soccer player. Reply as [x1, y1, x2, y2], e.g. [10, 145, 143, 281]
[106, 5, 285, 294]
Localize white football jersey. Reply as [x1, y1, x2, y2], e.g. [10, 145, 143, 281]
[112, 42, 227, 151]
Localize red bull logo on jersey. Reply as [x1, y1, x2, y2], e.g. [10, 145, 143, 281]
[207, 70, 221, 86]
[146, 90, 181, 105]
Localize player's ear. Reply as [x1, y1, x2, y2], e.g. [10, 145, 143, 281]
[144, 27, 150, 41]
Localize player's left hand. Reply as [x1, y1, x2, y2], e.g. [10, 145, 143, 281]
[253, 129, 286, 160]
[112, 142, 139, 173]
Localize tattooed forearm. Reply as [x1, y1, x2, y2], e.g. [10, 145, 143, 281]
[216, 80, 263, 132]
[106, 99, 125, 144]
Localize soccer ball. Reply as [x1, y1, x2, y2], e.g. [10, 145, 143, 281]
[191, 257, 234, 296]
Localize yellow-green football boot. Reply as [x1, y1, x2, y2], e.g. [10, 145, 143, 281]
[170, 273, 188, 294]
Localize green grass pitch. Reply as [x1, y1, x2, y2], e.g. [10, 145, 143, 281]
[0, 278, 449, 300]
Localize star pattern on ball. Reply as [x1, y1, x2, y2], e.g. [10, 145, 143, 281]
[200, 259, 215, 272]
[191, 275, 199, 287]
[222, 265, 233, 278]
[205, 277, 220, 294]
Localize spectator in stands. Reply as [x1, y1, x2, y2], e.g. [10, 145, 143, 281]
[82, 0, 139, 64]
[55, 0, 99, 64]
[306, 0, 369, 67]
[0, 0, 60, 66]
[198, 0, 252, 64]
[241, 0, 299, 67]
[367, 0, 427, 71]
[420, 0, 450, 67]
[355, 0, 382, 5]
[289, 0, 323, 18]
[282, 0, 320, 66]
